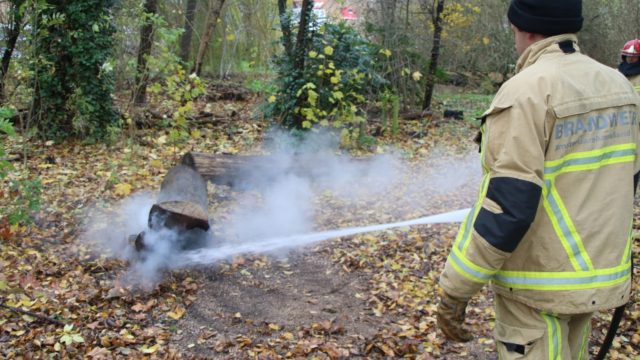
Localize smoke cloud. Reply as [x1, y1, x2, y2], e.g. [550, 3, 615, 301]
[81, 129, 481, 289]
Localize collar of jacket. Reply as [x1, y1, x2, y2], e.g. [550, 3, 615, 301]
[515, 34, 580, 73]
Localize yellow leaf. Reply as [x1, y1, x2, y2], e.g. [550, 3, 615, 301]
[156, 135, 167, 145]
[150, 159, 163, 169]
[167, 306, 186, 320]
[268, 95, 276, 103]
[309, 51, 318, 58]
[281, 332, 295, 340]
[330, 76, 339, 84]
[324, 46, 334, 56]
[226, 34, 235, 41]
[379, 48, 392, 57]
[113, 183, 132, 197]
[268, 323, 280, 331]
[190, 129, 201, 139]
[141, 344, 159, 354]
[412, 71, 423, 81]
[302, 121, 312, 129]
[482, 36, 491, 45]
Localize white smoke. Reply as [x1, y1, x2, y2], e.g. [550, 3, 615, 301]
[81, 129, 481, 289]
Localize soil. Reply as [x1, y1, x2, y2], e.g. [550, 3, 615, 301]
[170, 241, 497, 359]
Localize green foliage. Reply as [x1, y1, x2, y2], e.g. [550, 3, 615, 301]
[379, 90, 400, 136]
[0, 107, 41, 225]
[266, 22, 388, 147]
[30, 0, 119, 141]
[149, 66, 206, 147]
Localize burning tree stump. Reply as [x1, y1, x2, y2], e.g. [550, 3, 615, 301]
[132, 164, 211, 252]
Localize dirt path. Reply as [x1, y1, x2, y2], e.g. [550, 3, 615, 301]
[170, 238, 498, 359]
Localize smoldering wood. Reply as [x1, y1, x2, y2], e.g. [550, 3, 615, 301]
[181, 151, 374, 189]
[133, 164, 211, 253]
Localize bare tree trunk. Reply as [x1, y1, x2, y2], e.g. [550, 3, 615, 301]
[1, 0, 25, 101]
[179, 0, 197, 63]
[422, 0, 445, 111]
[192, 0, 226, 76]
[133, 0, 158, 106]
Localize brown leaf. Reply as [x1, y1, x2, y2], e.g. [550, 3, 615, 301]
[87, 347, 112, 359]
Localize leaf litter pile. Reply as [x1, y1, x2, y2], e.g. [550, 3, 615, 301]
[1, 95, 639, 359]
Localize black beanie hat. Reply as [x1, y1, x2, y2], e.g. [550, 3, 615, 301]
[508, 0, 583, 36]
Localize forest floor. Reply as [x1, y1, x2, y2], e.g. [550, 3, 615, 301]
[1, 83, 639, 359]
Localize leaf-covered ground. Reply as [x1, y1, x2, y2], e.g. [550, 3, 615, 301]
[1, 88, 639, 359]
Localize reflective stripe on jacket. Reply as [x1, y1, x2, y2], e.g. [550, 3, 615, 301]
[440, 34, 640, 314]
[630, 74, 640, 93]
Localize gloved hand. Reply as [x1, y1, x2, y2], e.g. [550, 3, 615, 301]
[436, 291, 473, 342]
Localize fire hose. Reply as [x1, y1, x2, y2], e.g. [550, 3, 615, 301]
[145, 159, 629, 359]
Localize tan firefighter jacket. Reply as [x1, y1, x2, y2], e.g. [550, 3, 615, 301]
[440, 34, 640, 314]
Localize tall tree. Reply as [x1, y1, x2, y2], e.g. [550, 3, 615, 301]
[192, 0, 226, 76]
[422, 0, 445, 111]
[0, 0, 26, 101]
[133, 0, 158, 106]
[277, 0, 293, 58]
[292, 0, 313, 73]
[179, 0, 197, 63]
[31, 0, 118, 140]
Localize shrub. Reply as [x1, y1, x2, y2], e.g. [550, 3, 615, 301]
[265, 21, 389, 146]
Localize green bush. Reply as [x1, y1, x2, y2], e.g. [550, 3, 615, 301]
[265, 21, 389, 146]
[31, 0, 119, 141]
[0, 107, 41, 225]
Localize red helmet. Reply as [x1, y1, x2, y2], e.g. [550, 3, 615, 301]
[621, 39, 640, 57]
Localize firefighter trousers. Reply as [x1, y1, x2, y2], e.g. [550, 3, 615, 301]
[494, 294, 593, 360]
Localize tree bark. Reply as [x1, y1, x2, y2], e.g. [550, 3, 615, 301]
[422, 0, 445, 111]
[293, 0, 313, 72]
[133, 0, 158, 106]
[277, 0, 293, 58]
[1, 0, 25, 101]
[192, 0, 226, 76]
[179, 0, 198, 63]
[134, 164, 210, 252]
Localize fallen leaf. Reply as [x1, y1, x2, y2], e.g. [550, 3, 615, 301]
[167, 306, 186, 320]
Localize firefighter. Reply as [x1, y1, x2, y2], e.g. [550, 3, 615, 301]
[619, 39, 640, 91]
[436, 0, 640, 359]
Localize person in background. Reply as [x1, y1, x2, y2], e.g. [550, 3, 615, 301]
[619, 39, 640, 91]
[436, 0, 640, 359]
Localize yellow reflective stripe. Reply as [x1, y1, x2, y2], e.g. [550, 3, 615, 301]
[541, 312, 561, 360]
[454, 124, 490, 254]
[540, 145, 636, 272]
[448, 246, 496, 283]
[494, 261, 631, 290]
[544, 143, 637, 175]
[622, 222, 633, 265]
[635, 84, 640, 93]
[456, 174, 489, 254]
[543, 181, 594, 271]
[578, 321, 590, 360]
[480, 124, 488, 172]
